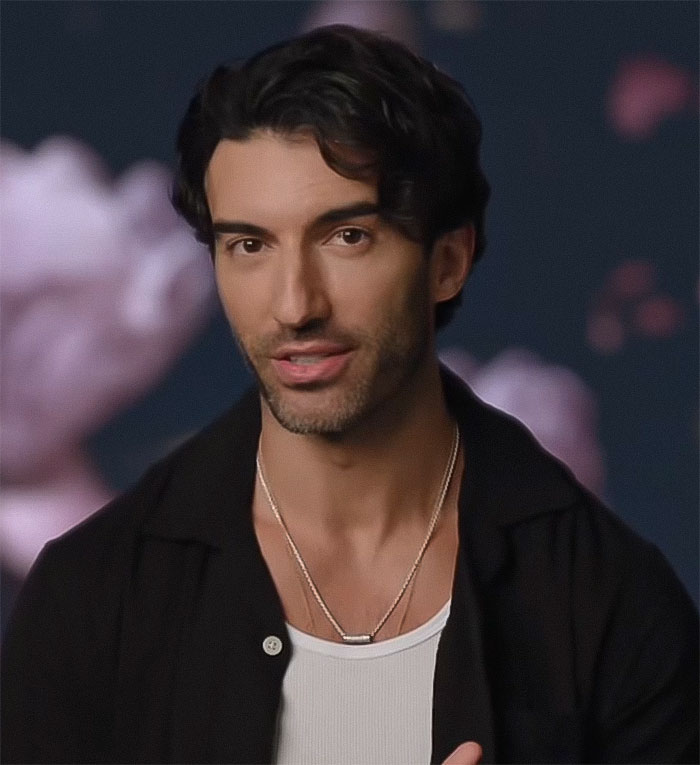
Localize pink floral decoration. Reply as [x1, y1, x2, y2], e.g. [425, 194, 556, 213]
[301, 0, 419, 50]
[607, 56, 697, 140]
[441, 347, 606, 497]
[586, 258, 685, 353]
[0, 136, 214, 574]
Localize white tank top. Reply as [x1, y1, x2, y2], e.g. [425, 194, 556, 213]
[274, 601, 451, 765]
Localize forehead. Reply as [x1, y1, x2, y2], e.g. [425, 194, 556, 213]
[205, 132, 377, 225]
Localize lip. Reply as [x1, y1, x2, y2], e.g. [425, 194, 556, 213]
[270, 345, 354, 386]
[271, 342, 351, 360]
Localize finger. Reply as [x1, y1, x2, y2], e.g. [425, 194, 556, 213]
[442, 740, 483, 765]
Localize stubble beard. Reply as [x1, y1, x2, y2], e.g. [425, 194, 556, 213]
[235, 276, 433, 437]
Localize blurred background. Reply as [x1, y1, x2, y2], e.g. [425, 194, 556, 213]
[1, 0, 697, 624]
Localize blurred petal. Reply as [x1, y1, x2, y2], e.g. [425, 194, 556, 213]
[0, 136, 214, 479]
[607, 56, 696, 140]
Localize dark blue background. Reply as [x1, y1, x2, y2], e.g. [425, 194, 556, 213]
[2, 1, 697, 601]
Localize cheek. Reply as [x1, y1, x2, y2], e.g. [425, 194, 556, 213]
[367, 261, 430, 325]
[327, 251, 427, 320]
[214, 263, 265, 331]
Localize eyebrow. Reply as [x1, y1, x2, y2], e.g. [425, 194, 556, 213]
[212, 201, 381, 239]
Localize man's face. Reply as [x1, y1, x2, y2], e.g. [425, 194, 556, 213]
[206, 131, 436, 436]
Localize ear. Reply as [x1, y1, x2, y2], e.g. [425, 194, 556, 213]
[430, 224, 475, 305]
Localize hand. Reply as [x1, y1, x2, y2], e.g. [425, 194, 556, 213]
[442, 740, 483, 765]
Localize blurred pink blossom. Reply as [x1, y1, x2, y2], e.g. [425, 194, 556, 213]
[607, 56, 696, 140]
[586, 312, 626, 355]
[302, 0, 419, 50]
[0, 136, 214, 574]
[441, 347, 606, 497]
[607, 259, 655, 299]
[586, 258, 686, 353]
[633, 294, 684, 337]
[428, 1, 484, 33]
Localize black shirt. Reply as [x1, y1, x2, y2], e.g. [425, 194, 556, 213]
[2, 370, 698, 763]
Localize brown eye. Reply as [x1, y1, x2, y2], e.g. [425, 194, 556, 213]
[342, 229, 363, 244]
[227, 238, 264, 255]
[241, 239, 263, 253]
[331, 228, 369, 246]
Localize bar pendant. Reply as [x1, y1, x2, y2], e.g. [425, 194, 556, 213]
[342, 634, 372, 644]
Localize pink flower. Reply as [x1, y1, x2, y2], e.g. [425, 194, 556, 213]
[586, 258, 686, 353]
[441, 348, 606, 497]
[607, 56, 696, 140]
[0, 136, 214, 480]
[301, 0, 419, 50]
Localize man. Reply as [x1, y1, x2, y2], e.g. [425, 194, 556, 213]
[2, 24, 697, 765]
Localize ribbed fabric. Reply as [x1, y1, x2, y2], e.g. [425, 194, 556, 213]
[274, 601, 451, 765]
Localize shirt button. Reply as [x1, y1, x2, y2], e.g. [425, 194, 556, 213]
[262, 635, 283, 656]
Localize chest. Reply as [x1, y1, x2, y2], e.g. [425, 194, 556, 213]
[252, 492, 459, 643]
[109, 526, 588, 764]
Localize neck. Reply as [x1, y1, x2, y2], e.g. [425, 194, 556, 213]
[257, 358, 456, 536]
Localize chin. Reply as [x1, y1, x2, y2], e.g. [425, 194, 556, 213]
[250, 329, 431, 436]
[262, 383, 374, 436]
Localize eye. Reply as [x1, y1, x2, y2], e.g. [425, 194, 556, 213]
[225, 237, 265, 256]
[328, 228, 370, 247]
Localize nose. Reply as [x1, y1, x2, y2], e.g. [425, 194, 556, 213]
[272, 248, 331, 329]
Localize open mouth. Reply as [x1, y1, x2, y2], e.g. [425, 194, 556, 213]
[287, 355, 331, 365]
[271, 349, 353, 385]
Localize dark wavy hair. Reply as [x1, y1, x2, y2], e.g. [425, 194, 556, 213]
[172, 24, 490, 328]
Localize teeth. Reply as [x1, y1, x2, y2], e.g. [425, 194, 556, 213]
[289, 355, 327, 365]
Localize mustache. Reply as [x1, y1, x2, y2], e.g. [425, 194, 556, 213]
[251, 321, 362, 355]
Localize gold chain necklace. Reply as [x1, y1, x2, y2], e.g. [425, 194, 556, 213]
[256, 424, 460, 644]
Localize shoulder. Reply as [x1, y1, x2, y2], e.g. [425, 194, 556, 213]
[452, 385, 699, 759]
[26, 385, 261, 585]
[445, 365, 696, 636]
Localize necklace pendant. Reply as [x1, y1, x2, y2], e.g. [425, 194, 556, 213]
[342, 634, 372, 645]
